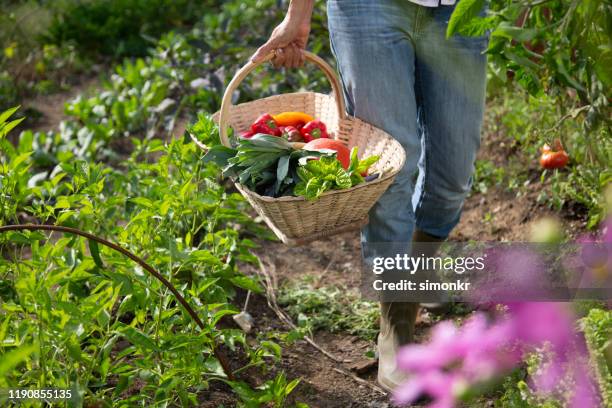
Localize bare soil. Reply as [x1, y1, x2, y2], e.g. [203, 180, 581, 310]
[23, 76, 101, 133]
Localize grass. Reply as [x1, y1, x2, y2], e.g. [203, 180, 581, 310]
[278, 277, 379, 341]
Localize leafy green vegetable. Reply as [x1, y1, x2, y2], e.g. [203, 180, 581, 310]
[294, 147, 379, 200]
[204, 136, 380, 200]
[203, 134, 328, 197]
[347, 147, 380, 186]
[294, 157, 352, 200]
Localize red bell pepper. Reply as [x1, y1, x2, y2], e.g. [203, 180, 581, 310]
[300, 120, 328, 142]
[251, 113, 281, 136]
[281, 126, 304, 142]
[239, 130, 255, 139]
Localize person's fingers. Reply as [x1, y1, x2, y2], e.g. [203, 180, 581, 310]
[251, 40, 277, 63]
[292, 44, 304, 68]
[286, 45, 300, 68]
[272, 48, 287, 68]
[296, 46, 305, 67]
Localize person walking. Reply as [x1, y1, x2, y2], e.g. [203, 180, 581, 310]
[252, 0, 488, 392]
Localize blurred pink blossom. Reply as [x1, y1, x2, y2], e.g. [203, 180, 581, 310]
[569, 362, 602, 408]
[394, 313, 519, 407]
[506, 302, 576, 354]
[394, 302, 601, 407]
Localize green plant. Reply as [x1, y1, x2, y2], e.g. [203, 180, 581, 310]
[0, 1, 334, 404]
[0, 107, 300, 405]
[472, 159, 506, 194]
[232, 372, 305, 408]
[0, 1, 88, 107]
[43, 0, 210, 58]
[581, 308, 612, 407]
[202, 132, 332, 197]
[450, 0, 612, 228]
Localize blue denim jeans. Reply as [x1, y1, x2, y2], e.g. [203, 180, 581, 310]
[327, 0, 488, 244]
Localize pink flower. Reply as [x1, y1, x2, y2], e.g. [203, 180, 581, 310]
[393, 371, 462, 408]
[531, 357, 566, 395]
[505, 302, 575, 354]
[395, 314, 518, 407]
[396, 321, 460, 372]
[569, 363, 601, 408]
[468, 247, 549, 302]
[392, 221, 609, 408]
[575, 222, 612, 289]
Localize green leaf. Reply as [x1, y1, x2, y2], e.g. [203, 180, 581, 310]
[89, 239, 104, 268]
[357, 155, 379, 175]
[117, 325, 159, 352]
[202, 145, 236, 167]
[230, 276, 263, 294]
[7, 232, 32, 245]
[0, 343, 37, 376]
[348, 147, 360, 173]
[0, 106, 21, 125]
[0, 106, 20, 124]
[0, 118, 25, 138]
[129, 197, 153, 208]
[491, 23, 538, 42]
[447, 0, 485, 38]
[505, 50, 539, 71]
[335, 168, 352, 189]
[285, 378, 300, 396]
[294, 155, 356, 200]
[276, 155, 290, 183]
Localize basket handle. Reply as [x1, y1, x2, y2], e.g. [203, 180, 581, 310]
[218, 51, 346, 147]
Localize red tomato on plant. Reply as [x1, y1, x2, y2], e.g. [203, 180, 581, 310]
[303, 138, 350, 169]
[540, 139, 569, 169]
[300, 120, 328, 142]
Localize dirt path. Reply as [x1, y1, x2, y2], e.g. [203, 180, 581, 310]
[22, 76, 100, 133]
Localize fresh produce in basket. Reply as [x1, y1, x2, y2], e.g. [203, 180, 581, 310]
[300, 120, 329, 142]
[295, 147, 380, 200]
[244, 112, 331, 143]
[203, 133, 379, 200]
[251, 113, 281, 136]
[239, 129, 255, 138]
[303, 138, 350, 169]
[273, 111, 315, 127]
[281, 126, 304, 142]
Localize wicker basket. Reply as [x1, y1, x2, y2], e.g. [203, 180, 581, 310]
[191, 51, 406, 245]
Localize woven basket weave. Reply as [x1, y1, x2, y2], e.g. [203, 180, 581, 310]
[192, 52, 406, 245]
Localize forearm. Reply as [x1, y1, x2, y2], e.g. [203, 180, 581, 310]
[286, 0, 314, 24]
[251, 0, 313, 64]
